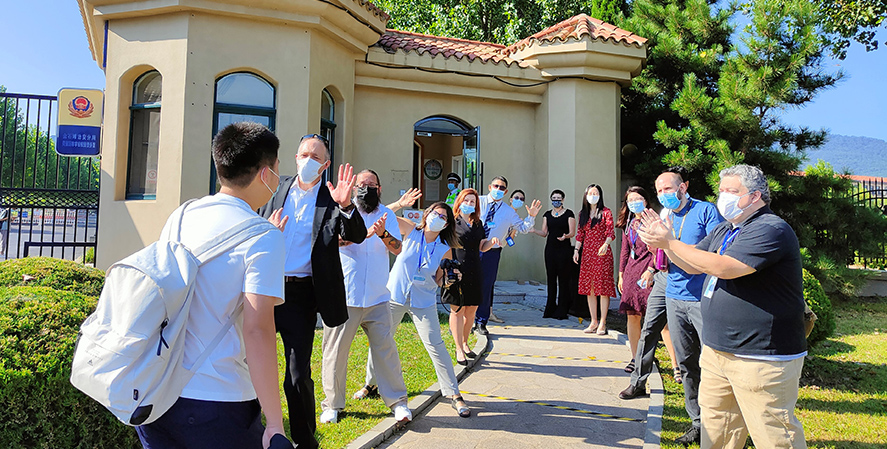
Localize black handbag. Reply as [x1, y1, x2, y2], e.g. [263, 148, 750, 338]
[440, 249, 464, 310]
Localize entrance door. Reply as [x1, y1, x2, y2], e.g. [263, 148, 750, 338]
[413, 117, 480, 209]
[462, 127, 480, 190]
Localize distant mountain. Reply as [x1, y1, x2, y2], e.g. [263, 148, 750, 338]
[803, 134, 887, 178]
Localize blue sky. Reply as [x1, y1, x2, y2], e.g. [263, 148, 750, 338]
[2, 1, 885, 141]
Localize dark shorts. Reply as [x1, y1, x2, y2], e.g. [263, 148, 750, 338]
[136, 397, 264, 449]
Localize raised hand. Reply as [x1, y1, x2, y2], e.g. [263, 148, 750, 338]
[398, 188, 422, 209]
[368, 213, 388, 238]
[526, 199, 543, 217]
[268, 208, 288, 232]
[327, 163, 356, 209]
[637, 209, 672, 249]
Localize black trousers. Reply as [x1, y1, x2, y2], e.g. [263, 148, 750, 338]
[544, 244, 574, 318]
[276, 280, 320, 449]
[136, 397, 263, 449]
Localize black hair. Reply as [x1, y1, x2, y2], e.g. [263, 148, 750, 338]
[616, 186, 652, 229]
[357, 169, 381, 187]
[550, 189, 565, 199]
[492, 176, 508, 187]
[663, 166, 688, 183]
[212, 122, 279, 188]
[511, 189, 525, 199]
[579, 184, 605, 229]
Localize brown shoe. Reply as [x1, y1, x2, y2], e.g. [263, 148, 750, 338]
[618, 384, 647, 400]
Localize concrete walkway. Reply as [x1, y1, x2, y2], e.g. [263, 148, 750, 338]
[364, 281, 662, 449]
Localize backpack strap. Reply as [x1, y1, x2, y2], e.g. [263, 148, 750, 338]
[191, 216, 276, 266]
[186, 302, 243, 375]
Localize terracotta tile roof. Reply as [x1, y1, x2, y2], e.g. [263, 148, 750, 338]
[353, 0, 390, 22]
[503, 13, 646, 55]
[375, 30, 529, 67]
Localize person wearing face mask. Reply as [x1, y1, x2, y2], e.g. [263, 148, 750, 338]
[530, 189, 576, 319]
[622, 166, 722, 446]
[317, 169, 411, 425]
[502, 190, 526, 250]
[444, 172, 462, 207]
[448, 188, 500, 364]
[359, 202, 473, 417]
[638, 164, 807, 449]
[574, 184, 617, 335]
[257, 134, 367, 449]
[474, 176, 543, 335]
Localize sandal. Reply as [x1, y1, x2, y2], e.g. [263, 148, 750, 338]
[451, 396, 471, 418]
[673, 367, 683, 384]
[465, 350, 477, 359]
[596, 324, 608, 335]
[352, 384, 380, 400]
[583, 321, 598, 334]
[624, 359, 635, 373]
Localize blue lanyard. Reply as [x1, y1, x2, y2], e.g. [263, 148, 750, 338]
[416, 233, 438, 272]
[719, 227, 741, 255]
[628, 220, 638, 247]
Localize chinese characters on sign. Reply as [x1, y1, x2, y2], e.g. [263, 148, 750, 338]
[56, 88, 103, 156]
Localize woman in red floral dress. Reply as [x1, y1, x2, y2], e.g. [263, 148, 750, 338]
[573, 184, 616, 335]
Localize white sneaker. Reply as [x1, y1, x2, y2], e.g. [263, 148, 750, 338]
[320, 409, 339, 424]
[393, 403, 412, 422]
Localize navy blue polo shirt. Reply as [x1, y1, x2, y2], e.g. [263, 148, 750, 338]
[664, 197, 723, 301]
[696, 206, 807, 355]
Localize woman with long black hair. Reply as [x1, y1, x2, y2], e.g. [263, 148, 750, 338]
[573, 184, 616, 335]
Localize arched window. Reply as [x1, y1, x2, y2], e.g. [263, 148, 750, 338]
[210, 72, 276, 193]
[126, 70, 162, 200]
[320, 89, 336, 181]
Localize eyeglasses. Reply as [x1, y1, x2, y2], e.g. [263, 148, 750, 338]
[491, 184, 507, 191]
[355, 183, 379, 189]
[513, 197, 525, 201]
[431, 211, 447, 221]
[300, 133, 330, 146]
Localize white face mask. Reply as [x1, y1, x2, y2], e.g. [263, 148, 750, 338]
[717, 191, 752, 220]
[297, 157, 324, 184]
[425, 214, 447, 232]
[587, 194, 599, 204]
[262, 167, 280, 195]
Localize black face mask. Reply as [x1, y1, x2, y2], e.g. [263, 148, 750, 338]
[355, 186, 380, 212]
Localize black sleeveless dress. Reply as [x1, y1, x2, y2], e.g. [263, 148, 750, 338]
[452, 217, 484, 306]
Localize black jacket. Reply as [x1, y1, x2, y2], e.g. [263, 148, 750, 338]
[258, 175, 367, 327]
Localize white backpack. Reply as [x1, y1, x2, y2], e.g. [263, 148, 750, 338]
[70, 200, 276, 426]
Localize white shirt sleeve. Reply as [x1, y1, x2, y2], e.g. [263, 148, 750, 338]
[242, 229, 286, 304]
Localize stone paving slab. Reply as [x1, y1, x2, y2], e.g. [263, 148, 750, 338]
[375, 287, 653, 449]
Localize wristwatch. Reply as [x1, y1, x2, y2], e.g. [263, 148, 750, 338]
[380, 230, 391, 239]
[340, 203, 355, 213]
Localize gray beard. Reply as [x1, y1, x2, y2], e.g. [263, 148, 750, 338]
[355, 197, 379, 213]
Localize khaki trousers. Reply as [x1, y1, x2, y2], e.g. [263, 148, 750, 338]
[321, 303, 408, 411]
[699, 345, 806, 449]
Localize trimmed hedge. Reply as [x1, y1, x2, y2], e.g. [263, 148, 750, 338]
[0, 286, 140, 449]
[803, 268, 835, 345]
[0, 257, 105, 297]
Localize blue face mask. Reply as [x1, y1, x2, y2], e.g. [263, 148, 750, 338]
[658, 192, 682, 210]
[459, 203, 475, 215]
[448, 183, 457, 191]
[551, 200, 563, 208]
[627, 201, 645, 214]
[512, 199, 524, 209]
[490, 189, 505, 201]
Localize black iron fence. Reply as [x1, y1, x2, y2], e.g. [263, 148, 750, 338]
[850, 176, 887, 269]
[0, 92, 100, 263]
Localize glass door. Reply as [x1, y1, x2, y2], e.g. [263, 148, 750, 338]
[462, 127, 480, 190]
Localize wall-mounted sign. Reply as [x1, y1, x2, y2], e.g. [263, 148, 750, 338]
[403, 209, 423, 224]
[423, 159, 442, 180]
[56, 88, 103, 156]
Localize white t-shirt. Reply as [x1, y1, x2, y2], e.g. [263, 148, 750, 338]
[161, 193, 285, 402]
[339, 204, 400, 308]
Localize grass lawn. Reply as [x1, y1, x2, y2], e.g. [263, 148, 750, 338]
[658, 296, 887, 448]
[276, 311, 474, 449]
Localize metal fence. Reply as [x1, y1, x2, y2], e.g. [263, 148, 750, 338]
[850, 176, 887, 268]
[0, 92, 100, 263]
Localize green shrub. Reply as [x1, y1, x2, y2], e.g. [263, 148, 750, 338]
[803, 269, 835, 345]
[0, 257, 105, 297]
[0, 286, 140, 449]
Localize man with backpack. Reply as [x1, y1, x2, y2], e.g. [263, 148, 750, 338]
[258, 134, 367, 449]
[133, 122, 290, 448]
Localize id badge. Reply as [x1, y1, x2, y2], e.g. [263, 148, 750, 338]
[485, 221, 497, 230]
[703, 276, 718, 298]
[630, 249, 636, 259]
[412, 275, 426, 283]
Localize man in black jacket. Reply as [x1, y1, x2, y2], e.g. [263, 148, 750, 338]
[258, 134, 366, 449]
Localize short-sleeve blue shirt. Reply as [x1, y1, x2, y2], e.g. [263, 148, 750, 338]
[664, 197, 723, 300]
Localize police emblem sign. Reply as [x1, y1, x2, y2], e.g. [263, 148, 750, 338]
[56, 88, 103, 156]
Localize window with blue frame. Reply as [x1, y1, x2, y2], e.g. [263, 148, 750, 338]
[126, 71, 161, 200]
[210, 72, 276, 193]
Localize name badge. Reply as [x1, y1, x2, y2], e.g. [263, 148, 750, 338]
[630, 249, 636, 259]
[412, 275, 426, 283]
[703, 276, 718, 298]
[485, 221, 497, 229]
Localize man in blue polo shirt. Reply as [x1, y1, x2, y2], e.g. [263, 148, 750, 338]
[654, 167, 722, 445]
[638, 164, 807, 449]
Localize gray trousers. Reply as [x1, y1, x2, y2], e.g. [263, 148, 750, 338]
[629, 271, 668, 389]
[321, 303, 408, 411]
[666, 297, 704, 428]
[366, 299, 460, 397]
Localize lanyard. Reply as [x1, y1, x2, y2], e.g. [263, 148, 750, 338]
[628, 220, 638, 247]
[671, 199, 693, 241]
[416, 233, 438, 272]
[719, 227, 741, 255]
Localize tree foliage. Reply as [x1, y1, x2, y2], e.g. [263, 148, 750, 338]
[815, 0, 887, 59]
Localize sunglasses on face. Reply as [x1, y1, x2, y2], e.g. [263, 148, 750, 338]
[300, 133, 330, 147]
[491, 184, 507, 191]
[513, 197, 525, 201]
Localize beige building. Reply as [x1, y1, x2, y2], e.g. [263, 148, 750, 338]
[79, 0, 647, 281]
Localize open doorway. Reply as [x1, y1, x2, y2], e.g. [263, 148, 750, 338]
[413, 116, 480, 209]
